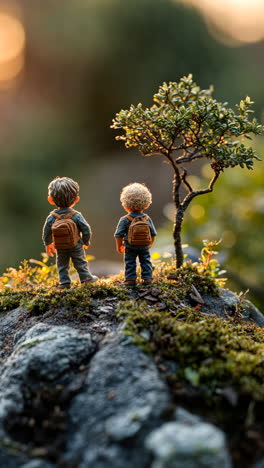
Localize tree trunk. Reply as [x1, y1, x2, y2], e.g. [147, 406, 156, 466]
[173, 206, 184, 268]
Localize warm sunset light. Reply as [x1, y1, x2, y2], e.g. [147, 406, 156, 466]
[0, 12, 25, 84]
[181, 0, 264, 44]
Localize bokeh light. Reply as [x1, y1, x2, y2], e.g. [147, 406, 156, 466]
[0, 12, 25, 85]
[180, 0, 264, 44]
[221, 230, 236, 248]
[189, 204, 205, 220]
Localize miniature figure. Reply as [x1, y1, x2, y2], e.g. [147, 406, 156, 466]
[42, 176, 98, 289]
[114, 182, 157, 286]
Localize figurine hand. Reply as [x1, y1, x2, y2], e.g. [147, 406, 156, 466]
[46, 243, 57, 257]
[117, 245, 125, 254]
[83, 244, 89, 249]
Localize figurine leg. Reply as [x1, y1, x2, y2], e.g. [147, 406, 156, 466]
[124, 248, 137, 280]
[57, 250, 71, 286]
[138, 249, 153, 279]
[71, 245, 95, 282]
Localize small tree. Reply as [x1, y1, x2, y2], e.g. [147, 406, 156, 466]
[111, 75, 263, 268]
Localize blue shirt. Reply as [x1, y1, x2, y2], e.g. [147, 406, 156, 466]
[42, 208, 91, 247]
[114, 212, 157, 248]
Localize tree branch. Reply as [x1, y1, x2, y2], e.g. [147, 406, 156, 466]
[144, 151, 167, 157]
[181, 169, 220, 210]
[168, 127, 181, 154]
[180, 168, 193, 193]
[186, 122, 205, 150]
[141, 115, 170, 153]
[176, 149, 204, 163]
[164, 152, 182, 208]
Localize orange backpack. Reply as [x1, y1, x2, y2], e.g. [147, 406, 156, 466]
[126, 215, 152, 246]
[51, 210, 80, 250]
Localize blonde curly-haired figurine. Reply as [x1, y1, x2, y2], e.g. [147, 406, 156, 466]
[114, 183, 157, 286]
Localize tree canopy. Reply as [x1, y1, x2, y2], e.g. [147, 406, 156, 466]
[112, 75, 263, 267]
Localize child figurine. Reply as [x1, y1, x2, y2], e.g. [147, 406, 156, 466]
[114, 182, 157, 286]
[42, 176, 98, 289]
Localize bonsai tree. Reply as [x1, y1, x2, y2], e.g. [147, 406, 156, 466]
[111, 74, 263, 268]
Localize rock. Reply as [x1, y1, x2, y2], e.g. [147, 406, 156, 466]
[144, 295, 159, 303]
[150, 288, 162, 297]
[0, 323, 96, 466]
[0, 448, 28, 468]
[174, 407, 201, 425]
[138, 289, 152, 298]
[0, 306, 29, 359]
[202, 288, 264, 327]
[64, 328, 171, 467]
[146, 418, 232, 468]
[21, 460, 56, 468]
[7, 323, 95, 382]
[105, 406, 152, 441]
[216, 387, 239, 406]
[218, 289, 240, 308]
[0, 283, 262, 467]
[254, 459, 264, 468]
[242, 300, 264, 327]
[98, 306, 114, 314]
[140, 329, 151, 340]
[0, 306, 28, 336]
[189, 285, 204, 304]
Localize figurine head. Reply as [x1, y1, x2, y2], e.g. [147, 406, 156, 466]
[48, 176, 80, 208]
[120, 182, 152, 212]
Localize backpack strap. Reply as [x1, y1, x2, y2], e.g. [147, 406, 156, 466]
[50, 211, 61, 220]
[50, 210, 77, 220]
[125, 214, 149, 222]
[62, 210, 77, 220]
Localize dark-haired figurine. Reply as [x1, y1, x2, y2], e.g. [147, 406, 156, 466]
[42, 176, 98, 289]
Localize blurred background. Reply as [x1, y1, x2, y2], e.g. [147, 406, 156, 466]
[0, 0, 263, 305]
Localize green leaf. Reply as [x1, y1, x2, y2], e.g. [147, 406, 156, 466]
[184, 367, 200, 386]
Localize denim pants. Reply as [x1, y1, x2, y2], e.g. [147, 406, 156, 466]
[57, 244, 93, 285]
[124, 247, 153, 280]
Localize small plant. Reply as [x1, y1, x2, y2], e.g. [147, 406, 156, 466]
[0, 253, 95, 292]
[196, 239, 227, 287]
[112, 74, 263, 268]
[0, 255, 58, 291]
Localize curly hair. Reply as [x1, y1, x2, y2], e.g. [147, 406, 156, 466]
[48, 176, 79, 208]
[120, 183, 152, 212]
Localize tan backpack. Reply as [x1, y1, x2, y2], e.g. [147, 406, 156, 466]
[126, 215, 152, 246]
[51, 210, 80, 250]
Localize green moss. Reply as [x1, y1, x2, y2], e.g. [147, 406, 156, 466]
[0, 278, 129, 315]
[0, 438, 27, 455]
[117, 299, 264, 402]
[2, 260, 263, 404]
[153, 262, 219, 298]
[15, 338, 57, 353]
[0, 290, 27, 312]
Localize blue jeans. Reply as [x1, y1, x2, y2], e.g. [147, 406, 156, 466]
[57, 244, 93, 285]
[124, 247, 153, 280]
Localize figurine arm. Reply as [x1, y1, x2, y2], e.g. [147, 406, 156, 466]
[74, 213, 91, 246]
[45, 243, 57, 257]
[42, 215, 54, 248]
[148, 217, 157, 237]
[115, 237, 125, 254]
[114, 217, 129, 253]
